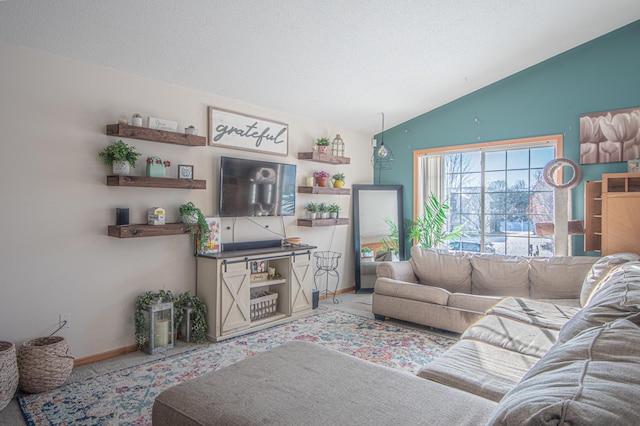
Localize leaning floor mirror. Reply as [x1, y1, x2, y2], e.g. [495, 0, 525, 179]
[352, 184, 404, 293]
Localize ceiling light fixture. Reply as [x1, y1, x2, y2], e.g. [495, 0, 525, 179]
[371, 112, 394, 178]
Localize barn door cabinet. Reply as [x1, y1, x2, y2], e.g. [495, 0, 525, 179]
[196, 246, 315, 341]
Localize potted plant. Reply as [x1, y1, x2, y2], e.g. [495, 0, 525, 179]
[331, 173, 345, 188]
[361, 247, 374, 258]
[305, 202, 318, 219]
[316, 137, 330, 154]
[178, 202, 211, 253]
[174, 291, 208, 343]
[185, 125, 198, 136]
[132, 113, 143, 126]
[406, 193, 466, 249]
[98, 139, 142, 175]
[317, 202, 329, 219]
[314, 170, 330, 187]
[328, 203, 341, 218]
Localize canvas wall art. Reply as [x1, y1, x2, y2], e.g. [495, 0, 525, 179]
[580, 106, 640, 164]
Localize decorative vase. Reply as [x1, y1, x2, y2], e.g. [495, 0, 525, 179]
[318, 146, 328, 154]
[316, 177, 327, 187]
[185, 127, 198, 136]
[112, 161, 130, 175]
[321, 212, 329, 219]
[330, 212, 338, 219]
[0, 341, 18, 410]
[132, 116, 143, 126]
[333, 180, 344, 188]
[309, 212, 317, 220]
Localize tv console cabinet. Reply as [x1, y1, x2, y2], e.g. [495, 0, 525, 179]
[196, 245, 316, 341]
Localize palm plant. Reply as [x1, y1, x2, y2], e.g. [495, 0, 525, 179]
[407, 193, 466, 248]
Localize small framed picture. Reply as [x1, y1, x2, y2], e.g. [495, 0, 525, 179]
[178, 165, 194, 179]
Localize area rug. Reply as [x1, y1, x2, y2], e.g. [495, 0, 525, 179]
[19, 310, 455, 425]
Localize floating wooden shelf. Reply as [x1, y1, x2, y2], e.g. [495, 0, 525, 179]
[107, 175, 206, 189]
[297, 218, 349, 227]
[108, 223, 198, 238]
[106, 123, 206, 147]
[297, 152, 351, 164]
[297, 186, 350, 195]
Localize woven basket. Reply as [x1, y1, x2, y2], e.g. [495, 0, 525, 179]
[18, 336, 74, 393]
[0, 341, 18, 411]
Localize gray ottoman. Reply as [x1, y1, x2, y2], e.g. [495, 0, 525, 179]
[152, 341, 496, 425]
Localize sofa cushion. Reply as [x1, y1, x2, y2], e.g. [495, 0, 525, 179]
[447, 293, 502, 314]
[461, 314, 559, 358]
[486, 297, 580, 330]
[528, 256, 596, 299]
[374, 278, 450, 306]
[558, 262, 640, 344]
[417, 339, 539, 402]
[409, 247, 472, 293]
[470, 255, 529, 297]
[580, 252, 640, 306]
[488, 318, 640, 426]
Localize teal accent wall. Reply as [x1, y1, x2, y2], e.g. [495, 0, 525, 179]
[376, 20, 640, 256]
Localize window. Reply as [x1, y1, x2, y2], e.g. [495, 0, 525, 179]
[415, 135, 562, 257]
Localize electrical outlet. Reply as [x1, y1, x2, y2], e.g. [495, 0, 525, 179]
[59, 313, 70, 329]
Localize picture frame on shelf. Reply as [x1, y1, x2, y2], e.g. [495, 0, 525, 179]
[208, 106, 288, 156]
[178, 165, 194, 179]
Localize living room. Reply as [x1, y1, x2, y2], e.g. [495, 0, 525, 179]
[1, 1, 640, 424]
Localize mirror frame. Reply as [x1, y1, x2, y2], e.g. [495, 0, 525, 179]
[352, 184, 404, 293]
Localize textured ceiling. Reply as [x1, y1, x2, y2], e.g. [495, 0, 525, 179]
[1, 0, 639, 134]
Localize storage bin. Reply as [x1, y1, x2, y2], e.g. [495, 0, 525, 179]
[0, 341, 18, 410]
[250, 292, 278, 321]
[18, 336, 74, 393]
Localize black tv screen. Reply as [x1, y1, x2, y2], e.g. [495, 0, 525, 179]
[219, 156, 296, 217]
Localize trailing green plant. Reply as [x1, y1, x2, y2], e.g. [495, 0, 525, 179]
[98, 139, 142, 167]
[174, 291, 208, 343]
[315, 137, 330, 146]
[406, 193, 466, 249]
[134, 290, 208, 348]
[381, 216, 400, 255]
[178, 202, 211, 253]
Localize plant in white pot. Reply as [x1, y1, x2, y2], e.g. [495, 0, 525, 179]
[317, 202, 329, 219]
[178, 202, 211, 252]
[305, 202, 318, 219]
[98, 139, 142, 175]
[185, 125, 198, 136]
[131, 113, 143, 126]
[328, 203, 341, 218]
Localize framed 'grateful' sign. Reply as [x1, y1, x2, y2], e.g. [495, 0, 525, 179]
[208, 107, 288, 156]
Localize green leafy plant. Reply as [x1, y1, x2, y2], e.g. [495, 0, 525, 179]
[317, 202, 328, 213]
[406, 193, 466, 249]
[98, 139, 142, 167]
[361, 247, 373, 256]
[132, 113, 142, 118]
[328, 203, 341, 213]
[134, 290, 208, 348]
[381, 216, 400, 255]
[304, 202, 318, 213]
[315, 137, 330, 146]
[178, 202, 211, 253]
[331, 172, 345, 181]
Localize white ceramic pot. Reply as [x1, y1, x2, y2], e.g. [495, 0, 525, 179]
[185, 127, 198, 136]
[181, 213, 199, 224]
[132, 116, 143, 126]
[330, 212, 338, 219]
[309, 212, 317, 220]
[112, 161, 130, 175]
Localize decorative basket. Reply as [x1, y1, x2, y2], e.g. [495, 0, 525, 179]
[18, 336, 74, 393]
[0, 341, 18, 411]
[250, 292, 278, 321]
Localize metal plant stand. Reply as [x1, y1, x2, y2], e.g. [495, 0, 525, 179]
[313, 251, 341, 303]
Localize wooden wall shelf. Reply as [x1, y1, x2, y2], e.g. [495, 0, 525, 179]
[297, 186, 350, 195]
[106, 124, 206, 147]
[297, 152, 351, 164]
[107, 175, 206, 189]
[108, 223, 197, 238]
[297, 218, 349, 227]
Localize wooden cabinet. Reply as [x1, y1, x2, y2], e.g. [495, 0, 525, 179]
[196, 246, 315, 341]
[601, 173, 640, 255]
[586, 173, 640, 255]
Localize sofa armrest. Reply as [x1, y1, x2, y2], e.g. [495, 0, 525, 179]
[376, 261, 418, 283]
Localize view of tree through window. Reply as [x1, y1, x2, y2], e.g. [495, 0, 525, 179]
[444, 146, 556, 256]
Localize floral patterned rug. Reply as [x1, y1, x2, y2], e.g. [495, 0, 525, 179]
[19, 310, 455, 426]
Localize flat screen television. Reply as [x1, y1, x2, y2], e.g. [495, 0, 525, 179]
[219, 156, 296, 217]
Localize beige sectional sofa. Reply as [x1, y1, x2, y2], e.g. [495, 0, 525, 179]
[372, 246, 598, 332]
[154, 253, 640, 425]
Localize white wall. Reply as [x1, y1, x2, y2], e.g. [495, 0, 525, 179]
[0, 42, 373, 359]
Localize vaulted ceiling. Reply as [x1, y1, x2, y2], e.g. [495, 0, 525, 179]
[1, 1, 638, 134]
